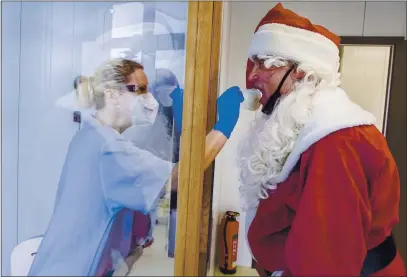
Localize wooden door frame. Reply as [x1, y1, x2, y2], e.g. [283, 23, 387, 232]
[340, 36, 406, 263]
[174, 2, 223, 276]
[199, 2, 223, 276]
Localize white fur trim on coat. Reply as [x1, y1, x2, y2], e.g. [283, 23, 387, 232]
[243, 86, 376, 260]
[270, 87, 376, 185]
[248, 23, 340, 76]
[241, 86, 376, 211]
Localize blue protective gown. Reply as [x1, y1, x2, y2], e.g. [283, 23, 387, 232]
[28, 117, 174, 276]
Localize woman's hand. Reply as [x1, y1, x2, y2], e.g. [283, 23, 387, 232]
[170, 86, 244, 138]
[170, 87, 183, 134]
[213, 86, 244, 138]
[168, 86, 243, 193]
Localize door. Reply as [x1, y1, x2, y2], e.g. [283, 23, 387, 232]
[1, 1, 222, 275]
[340, 37, 406, 263]
[339, 45, 392, 133]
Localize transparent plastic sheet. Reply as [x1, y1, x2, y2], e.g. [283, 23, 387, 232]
[26, 3, 186, 274]
[29, 55, 175, 276]
[28, 116, 175, 276]
[94, 209, 133, 277]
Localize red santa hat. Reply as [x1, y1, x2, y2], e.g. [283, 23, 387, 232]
[246, 3, 341, 88]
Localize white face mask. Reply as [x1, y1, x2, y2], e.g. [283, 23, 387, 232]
[130, 92, 159, 126]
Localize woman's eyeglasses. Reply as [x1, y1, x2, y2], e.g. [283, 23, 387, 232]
[126, 85, 147, 94]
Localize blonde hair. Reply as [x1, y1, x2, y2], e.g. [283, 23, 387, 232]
[74, 59, 144, 109]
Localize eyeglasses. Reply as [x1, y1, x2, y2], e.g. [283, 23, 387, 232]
[126, 85, 147, 94]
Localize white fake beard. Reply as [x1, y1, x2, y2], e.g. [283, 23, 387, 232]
[237, 81, 318, 210]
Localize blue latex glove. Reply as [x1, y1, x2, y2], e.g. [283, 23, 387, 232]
[170, 86, 244, 138]
[169, 86, 183, 134]
[213, 86, 244, 138]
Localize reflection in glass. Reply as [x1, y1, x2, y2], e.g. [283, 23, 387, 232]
[2, 1, 188, 275]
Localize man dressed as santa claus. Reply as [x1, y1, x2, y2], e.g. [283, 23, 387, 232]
[237, 3, 406, 277]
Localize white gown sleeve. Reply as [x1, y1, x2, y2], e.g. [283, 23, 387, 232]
[99, 137, 175, 213]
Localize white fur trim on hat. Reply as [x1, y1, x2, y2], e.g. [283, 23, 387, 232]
[248, 23, 340, 76]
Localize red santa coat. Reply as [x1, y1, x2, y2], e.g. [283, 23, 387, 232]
[244, 88, 406, 276]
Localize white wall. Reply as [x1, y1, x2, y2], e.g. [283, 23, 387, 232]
[1, 3, 22, 275]
[209, 1, 407, 274]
